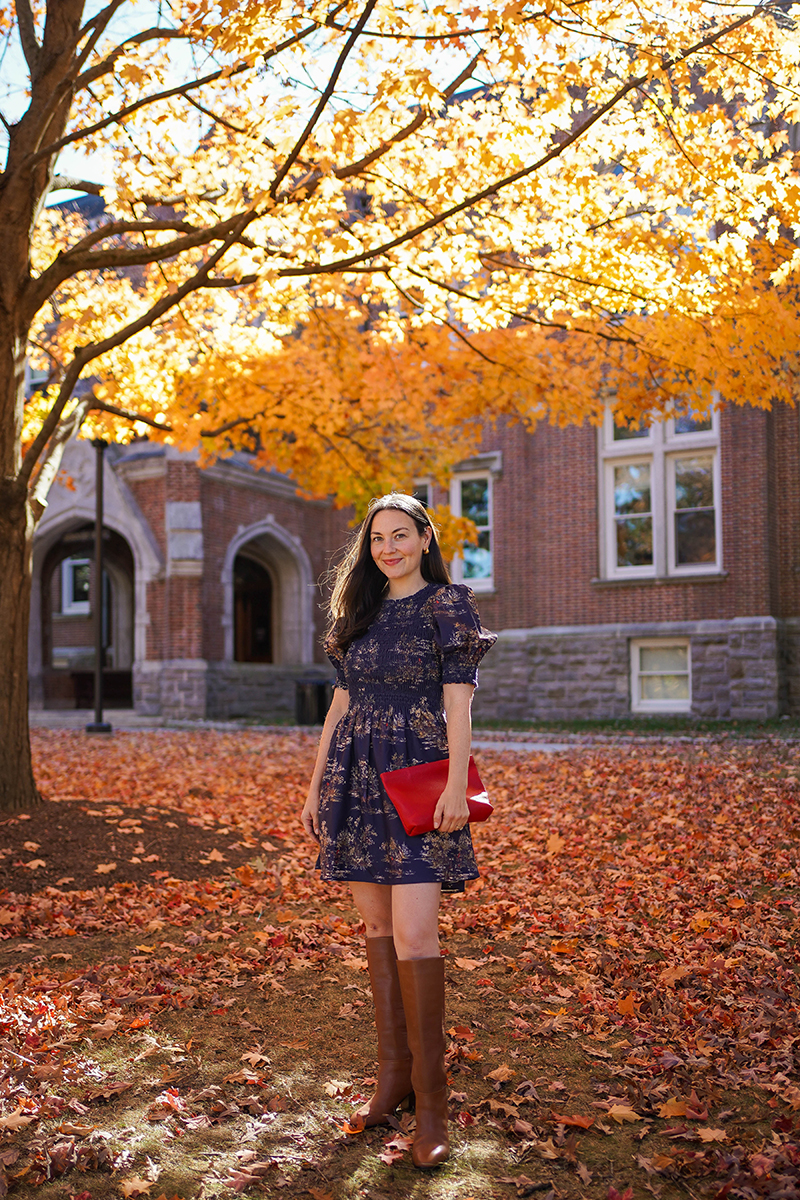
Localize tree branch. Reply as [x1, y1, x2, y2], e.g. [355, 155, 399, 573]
[20, 209, 256, 487]
[28, 59, 252, 167]
[183, 93, 249, 134]
[276, 7, 766, 278]
[407, 266, 641, 346]
[270, 0, 379, 199]
[29, 395, 92, 519]
[75, 24, 192, 91]
[28, 214, 252, 318]
[14, 0, 40, 75]
[89, 399, 173, 430]
[49, 175, 105, 195]
[332, 50, 484, 184]
[72, 0, 127, 79]
[200, 415, 257, 437]
[12, 0, 124, 186]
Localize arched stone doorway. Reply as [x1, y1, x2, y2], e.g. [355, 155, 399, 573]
[233, 554, 273, 663]
[208, 517, 318, 721]
[30, 439, 165, 712]
[221, 517, 314, 665]
[39, 524, 135, 708]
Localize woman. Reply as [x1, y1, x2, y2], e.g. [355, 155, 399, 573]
[301, 493, 496, 1169]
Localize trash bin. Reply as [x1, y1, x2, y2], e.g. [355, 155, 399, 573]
[295, 677, 334, 725]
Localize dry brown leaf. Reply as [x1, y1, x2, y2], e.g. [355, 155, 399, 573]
[487, 1064, 516, 1082]
[0, 1109, 35, 1131]
[119, 1179, 153, 1198]
[696, 1127, 727, 1142]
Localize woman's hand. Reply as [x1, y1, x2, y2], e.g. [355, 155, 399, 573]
[433, 785, 470, 834]
[301, 788, 321, 840]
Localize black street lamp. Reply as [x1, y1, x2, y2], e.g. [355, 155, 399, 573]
[86, 438, 112, 735]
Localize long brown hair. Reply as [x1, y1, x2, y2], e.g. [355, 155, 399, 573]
[327, 493, 451, 653]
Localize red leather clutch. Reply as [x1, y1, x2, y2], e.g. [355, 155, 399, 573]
[380, 756, 493, 837]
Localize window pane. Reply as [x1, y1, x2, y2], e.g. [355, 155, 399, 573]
[463, 530, 491, 579]
[616, 516, 652, 567]
[460, 478, 489, 526]
[676, 510, 716, 564]
[413, 483, 430, 509]
[613, 418, 649, 440]
[71, 561, 90, 604]
[675, 412, 712, 434]
[614, 463, 651, 515]
[675, 456, 713, 509]
[640, 645, 688, 673]
[641, 674, 690, 702]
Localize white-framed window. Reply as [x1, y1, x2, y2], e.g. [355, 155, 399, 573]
[599, 407, 721, 579]
[630, 638, 692, 713]
[61, 557, 91, 614]
[450, 472, 493, 591]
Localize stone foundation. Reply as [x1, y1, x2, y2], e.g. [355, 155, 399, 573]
[206, 663, 332, 723]
[133, 659, 333, 722]
[133, 659, 208, 720]
[473, 616, 785, 723]
[780, 618, 800, 718]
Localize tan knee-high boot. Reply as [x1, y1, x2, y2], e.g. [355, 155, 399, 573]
[396, 956, 450, 1169]
[351, 937, 413, 1128]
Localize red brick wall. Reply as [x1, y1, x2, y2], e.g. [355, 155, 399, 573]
[450, 404, 798, 634]
[200, 475, 351, 663]
[768, 404, 800, 620]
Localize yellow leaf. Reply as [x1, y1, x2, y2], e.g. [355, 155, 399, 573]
[659, 1098, 688, 1118]
[607, 1104, 642, 1123]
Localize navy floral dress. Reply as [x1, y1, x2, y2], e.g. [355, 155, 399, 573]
[317, 582, 496, 892]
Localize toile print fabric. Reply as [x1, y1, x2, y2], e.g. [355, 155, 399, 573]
[317, 582, 497, 892]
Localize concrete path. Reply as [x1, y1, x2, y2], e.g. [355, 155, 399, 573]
[472, 737, 574, 753]
[29, 708, 575, 751]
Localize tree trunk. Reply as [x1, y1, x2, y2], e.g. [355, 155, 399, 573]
[0, 476, 40, 811]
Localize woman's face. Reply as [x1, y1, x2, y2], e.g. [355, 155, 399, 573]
[369, 508, 431, 584]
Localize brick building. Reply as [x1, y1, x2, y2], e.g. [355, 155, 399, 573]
[30, 399, 800, 722]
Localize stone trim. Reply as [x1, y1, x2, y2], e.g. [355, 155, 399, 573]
[204, 458, 329, 504]
[452, 451, 503, 476]
[591, 572, 729, 588]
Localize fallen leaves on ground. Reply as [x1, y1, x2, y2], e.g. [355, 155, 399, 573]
[0, 729, 796, 1198]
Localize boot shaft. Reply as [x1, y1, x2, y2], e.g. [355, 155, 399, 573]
[396, 955, 446, 1095]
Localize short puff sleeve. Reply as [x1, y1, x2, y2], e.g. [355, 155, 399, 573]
[324, 631, 348, 691]
[432, 584, 497, 687]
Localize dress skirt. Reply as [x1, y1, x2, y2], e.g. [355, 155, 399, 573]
[316, 582, 496, 892]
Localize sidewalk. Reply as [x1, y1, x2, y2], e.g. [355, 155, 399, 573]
[29, 708, 575, 751]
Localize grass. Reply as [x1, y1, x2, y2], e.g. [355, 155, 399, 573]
[472, 713, 800, 738]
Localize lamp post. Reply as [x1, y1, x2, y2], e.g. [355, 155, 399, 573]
[86, 438, 112, 734]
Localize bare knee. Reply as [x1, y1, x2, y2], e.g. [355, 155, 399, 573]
[393, 930, 440, 960]
[363, 916, 394, 939]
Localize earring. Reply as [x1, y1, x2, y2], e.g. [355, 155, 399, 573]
[423, 546, 430, 555]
